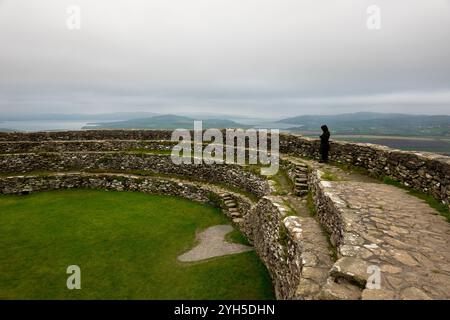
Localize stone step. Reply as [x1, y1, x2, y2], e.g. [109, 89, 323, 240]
[319, 278, 362, 300]
[231, 212, 241, 218]
[232, 218, 244, 224]
[329, 257, 369, 288]
[295, 190, 308, 196]
[295, 183, 308, 190]
[295, 177, 308, 183]
[225, 202, 237, 208]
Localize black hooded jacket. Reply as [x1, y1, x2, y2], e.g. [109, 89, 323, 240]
[320, 125, 330, 152]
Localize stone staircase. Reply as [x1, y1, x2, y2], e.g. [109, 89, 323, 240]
[220, 193, 243, 224]
[292, 163, 309, 197]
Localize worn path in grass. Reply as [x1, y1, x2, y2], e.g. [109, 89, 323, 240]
[178, 225, 253, 262]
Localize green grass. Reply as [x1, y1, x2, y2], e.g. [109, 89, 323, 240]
[244, 164, 292, 196]
[320, 170, 342, 181]
[225, 229, 250, 246]
[0, 190, 274, 299]
[306, 191, 317, 217]
[270, 169, 294, 196]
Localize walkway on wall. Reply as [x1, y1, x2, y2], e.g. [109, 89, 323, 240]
[286, 156, 450, 299]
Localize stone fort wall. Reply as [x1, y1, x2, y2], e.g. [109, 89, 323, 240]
[0, 129, 449, 299]
[0, 130, 448, 206]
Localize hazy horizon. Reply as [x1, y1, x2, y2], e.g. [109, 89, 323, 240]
[2, 110, 450, 121]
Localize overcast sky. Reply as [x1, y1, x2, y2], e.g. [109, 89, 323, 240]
[1, 0, 450, 118]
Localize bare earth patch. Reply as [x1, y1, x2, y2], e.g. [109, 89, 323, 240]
[178, 225, 253, 262]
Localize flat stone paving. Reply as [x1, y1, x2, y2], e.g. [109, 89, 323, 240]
[177, 225, 253, 262]
[301, 159, 450, 299]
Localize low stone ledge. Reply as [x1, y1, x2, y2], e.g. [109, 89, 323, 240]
[0, 140, 176, 153]
[0, 172, 254, 214]
[0, 130, 174, 142]
[0, 152, 270, 198]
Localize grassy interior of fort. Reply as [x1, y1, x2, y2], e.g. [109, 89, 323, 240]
[0, 190, 274, 299]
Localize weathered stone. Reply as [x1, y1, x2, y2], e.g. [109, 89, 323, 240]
[301, 252, 319, 267]
[319, 278, 362, 300]
[391, 250, 419, 267]
[301, 267, 329, 283]
[362, 289, 396, 300]
[295, 278, 320, 299]
[381, 264, 402, 274]
[330, 257, 370, 287]
[400, 287, 432, 300]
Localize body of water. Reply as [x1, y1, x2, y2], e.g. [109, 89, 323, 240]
[0, 120, 118, 132]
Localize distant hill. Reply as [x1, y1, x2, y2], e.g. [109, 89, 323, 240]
[83, 114, 248, 129]
[278, 112, 450, 136]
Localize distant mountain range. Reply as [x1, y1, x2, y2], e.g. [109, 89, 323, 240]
[83, 114, 248, 129]
[1, 111, 449, 137]
[278, 112, 450, 136]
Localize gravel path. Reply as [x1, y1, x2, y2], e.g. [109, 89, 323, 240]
[178, 225, 253, 262]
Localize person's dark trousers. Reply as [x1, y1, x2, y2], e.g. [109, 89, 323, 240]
[322, 150, 328, 162]
[320, 146, 329, 163]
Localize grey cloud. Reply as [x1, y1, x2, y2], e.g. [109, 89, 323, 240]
[0, 0, 449, 116]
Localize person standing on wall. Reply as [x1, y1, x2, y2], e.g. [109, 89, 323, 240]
[319, 125, 330, 163]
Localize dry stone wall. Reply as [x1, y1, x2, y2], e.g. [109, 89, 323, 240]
[241, 196, 302, 299]
[0, 140, 176, 154]
[0, 173, 221, 202]
[308, 170, 345, 248]
[0, 152, 269, 198]
[0, 130, 174, 141]
[1, 130, 447, 206]
[281, 134, 450, 207]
